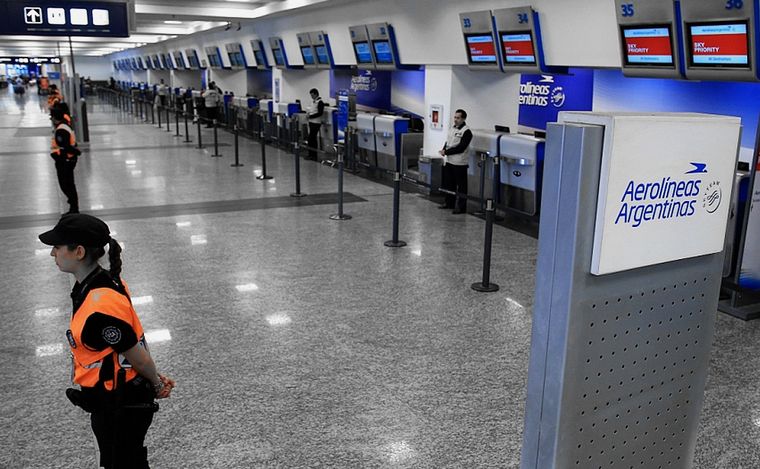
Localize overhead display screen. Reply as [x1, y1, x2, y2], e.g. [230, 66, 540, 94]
[173, 52, 185, 69]
[272, 48, 285, 66]
[372, 40, 393, 64]
[687, 21, 749, 67]
[315, 45, 329, 65]
[621, 25, 674, 66]
[353, 42, 373, 64]
[501, 31, 536, 64]
[465, 34, 497, 64]
[301, 46, 315, 65]
[253, 49, 266, 67]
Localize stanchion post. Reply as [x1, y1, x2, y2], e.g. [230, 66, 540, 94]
[231, 125, 243, 167]
[473, 151, 489, 216]
[183, 110, 191, 143]
[256, 117, 273, 180]
[174, 106, 180, 136]
[211, 119, 222, 157]
[166, 106, 171, 132]
[471, 198, 499, 292]
[150, 101, 155, 125]
[384, 153, 407, 248]
[330, 144, 351, 220]
[196, 117, 203, 149]
[157, 104, 162, 128]
[290, 118, 306, 197]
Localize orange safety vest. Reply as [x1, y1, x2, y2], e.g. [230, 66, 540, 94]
[51, 122, 77, 158]
[67, 282, 147, 391]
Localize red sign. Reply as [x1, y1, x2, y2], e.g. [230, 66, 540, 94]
[691, 33, 747, 56]
[504, 39, 534, 56]
[470, 41, 495, 58]
[625, 35, 672, 56]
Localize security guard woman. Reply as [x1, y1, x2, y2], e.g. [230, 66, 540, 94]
[47, 84, 63, 110]
[39, 214, 176, 469]
[50, 107, 80, 214]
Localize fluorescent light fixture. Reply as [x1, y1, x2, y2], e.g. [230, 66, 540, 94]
[36, 343, 64, 357]
[131, 295, 154, 306]
[35, 307, 61, 317]
[131, 170, 142, 176]
[175, 221, 192, 227]
[235, 283, 259, 292]
[191, 234, 207, 245]
[145, 329, 172, 343]
[266, 313, 292, 325]
[125, 159, 137, 165]
[164, 20, 183, 24]
[90, 204, 104, 210]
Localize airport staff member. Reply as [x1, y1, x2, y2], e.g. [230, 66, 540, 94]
[306, 88, 325, 161]
[50, 107, 81, 215]
[202, 81, 220, 127]
[47, 84, 63, 110]
[39, 213, 176, 469]
[156, 79, 168, 107]
[438, 109, 473, 214]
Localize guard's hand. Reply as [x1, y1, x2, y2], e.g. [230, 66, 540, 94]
[155, 374, 176, 399]
[438, 149, 445, 156]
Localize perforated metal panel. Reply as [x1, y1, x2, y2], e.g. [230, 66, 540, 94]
[521, 123, 722, 469]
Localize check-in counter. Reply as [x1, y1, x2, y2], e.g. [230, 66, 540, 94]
[231, 96, 259, 133]
[467, 130, 509, 203]
[418, 154, 443, 192]
[356, 112, 378, 167]
[274, 101, 301, 146]
[498, 133, 545, 216]
[374, 115, 410, 172]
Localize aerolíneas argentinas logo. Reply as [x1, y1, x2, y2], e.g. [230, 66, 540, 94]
[615, 163, 720, 228]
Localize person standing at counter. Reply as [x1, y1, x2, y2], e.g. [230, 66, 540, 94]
[306, 88, 325, 161]
[438, 109, 473, 214]
[202, 82, 220, 127]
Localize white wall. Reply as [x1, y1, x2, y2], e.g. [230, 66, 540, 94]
[172, 70, 203, 89]
[451, 66, 520, 133]
[107, 0, 620, 70]
[423, 66, 455, 154]
[210, 69, 248, 96]
[71, 56, 111, 80]
[278, 69, 331, 105]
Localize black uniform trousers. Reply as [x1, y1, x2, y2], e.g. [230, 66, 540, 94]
[88, 379, 155, 469]
[53, 154, 79, 213]
[441, 162, 468, 210]
[205, 106, 219, 127]
[307, 122, 321, 160]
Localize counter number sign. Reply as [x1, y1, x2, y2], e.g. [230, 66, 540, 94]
[24, 7, 42, 24]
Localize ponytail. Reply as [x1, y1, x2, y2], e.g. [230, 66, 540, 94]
[108, 238, 123, 282]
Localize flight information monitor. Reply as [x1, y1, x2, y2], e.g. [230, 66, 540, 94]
[372, 40, 393, 64]
[465, 33, 497, 64]
[315, 45, 329, 65]
[273, 48, 285, 66]
[254, 49, 266, 67]
[353, 42, 373, 64]
[301, 46, 315, 65]
[501, 31, 537, 64]
[621, 25, 674, 66]
[687, 21, 749, 67]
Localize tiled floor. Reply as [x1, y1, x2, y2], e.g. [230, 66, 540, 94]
[0, 89, 759, 468]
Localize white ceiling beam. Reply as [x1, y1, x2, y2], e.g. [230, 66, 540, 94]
[135, 0, 329, 20]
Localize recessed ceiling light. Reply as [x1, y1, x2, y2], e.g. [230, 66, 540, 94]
[164, 20, 182, 24]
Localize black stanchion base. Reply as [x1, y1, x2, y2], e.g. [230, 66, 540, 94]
[256, 175, 274, 180]
[211, 154, 223, 158]
[231, 163, 245, 167]
[471, 282, 500, 292]
[330, 213, 352, 220]
[290, 192, 307, 198]
[384, 240, 407, 248]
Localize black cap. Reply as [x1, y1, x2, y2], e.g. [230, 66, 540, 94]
[39, 214, 111, 247]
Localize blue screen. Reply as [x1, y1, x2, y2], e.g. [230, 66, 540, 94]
[373, 40, 393, 64]
[316, 45, 329, 64]
[273, 48, 285, 66]
[254, 50, 266, 67]
[301, 46, 315, 64]
[354, 42, 372, 63]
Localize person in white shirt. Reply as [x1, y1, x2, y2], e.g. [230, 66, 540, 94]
[202, 81, 221, 127]
[438, 109, 473, 214]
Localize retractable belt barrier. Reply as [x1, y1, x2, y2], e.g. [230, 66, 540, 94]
[330, 143, 352, 221]
[471, 198, 499, 293]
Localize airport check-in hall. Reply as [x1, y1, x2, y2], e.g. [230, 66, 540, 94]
[3, 0, 760, 467]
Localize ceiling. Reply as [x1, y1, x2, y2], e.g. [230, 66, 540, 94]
[0, 0, 333, 57]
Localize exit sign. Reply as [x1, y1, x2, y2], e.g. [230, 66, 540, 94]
[0, 1, 129, 37]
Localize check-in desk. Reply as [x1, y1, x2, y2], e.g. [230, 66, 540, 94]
[177, 88, 192, 114]
[231, 97, 259, 134]
[418, 155, 444, 193]
[356, 112, 378, 167]
[498, 134, 545, 216]
[274, 101, 301, 146]
[374, 115, 411, 172]
[257, 99, 275, 138]
[467, 130, 509, 204]
[191, 90, 203, 120]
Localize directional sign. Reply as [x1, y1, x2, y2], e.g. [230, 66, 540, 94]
[24, 7, 42, 24]
[0, 1, 129, 37]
